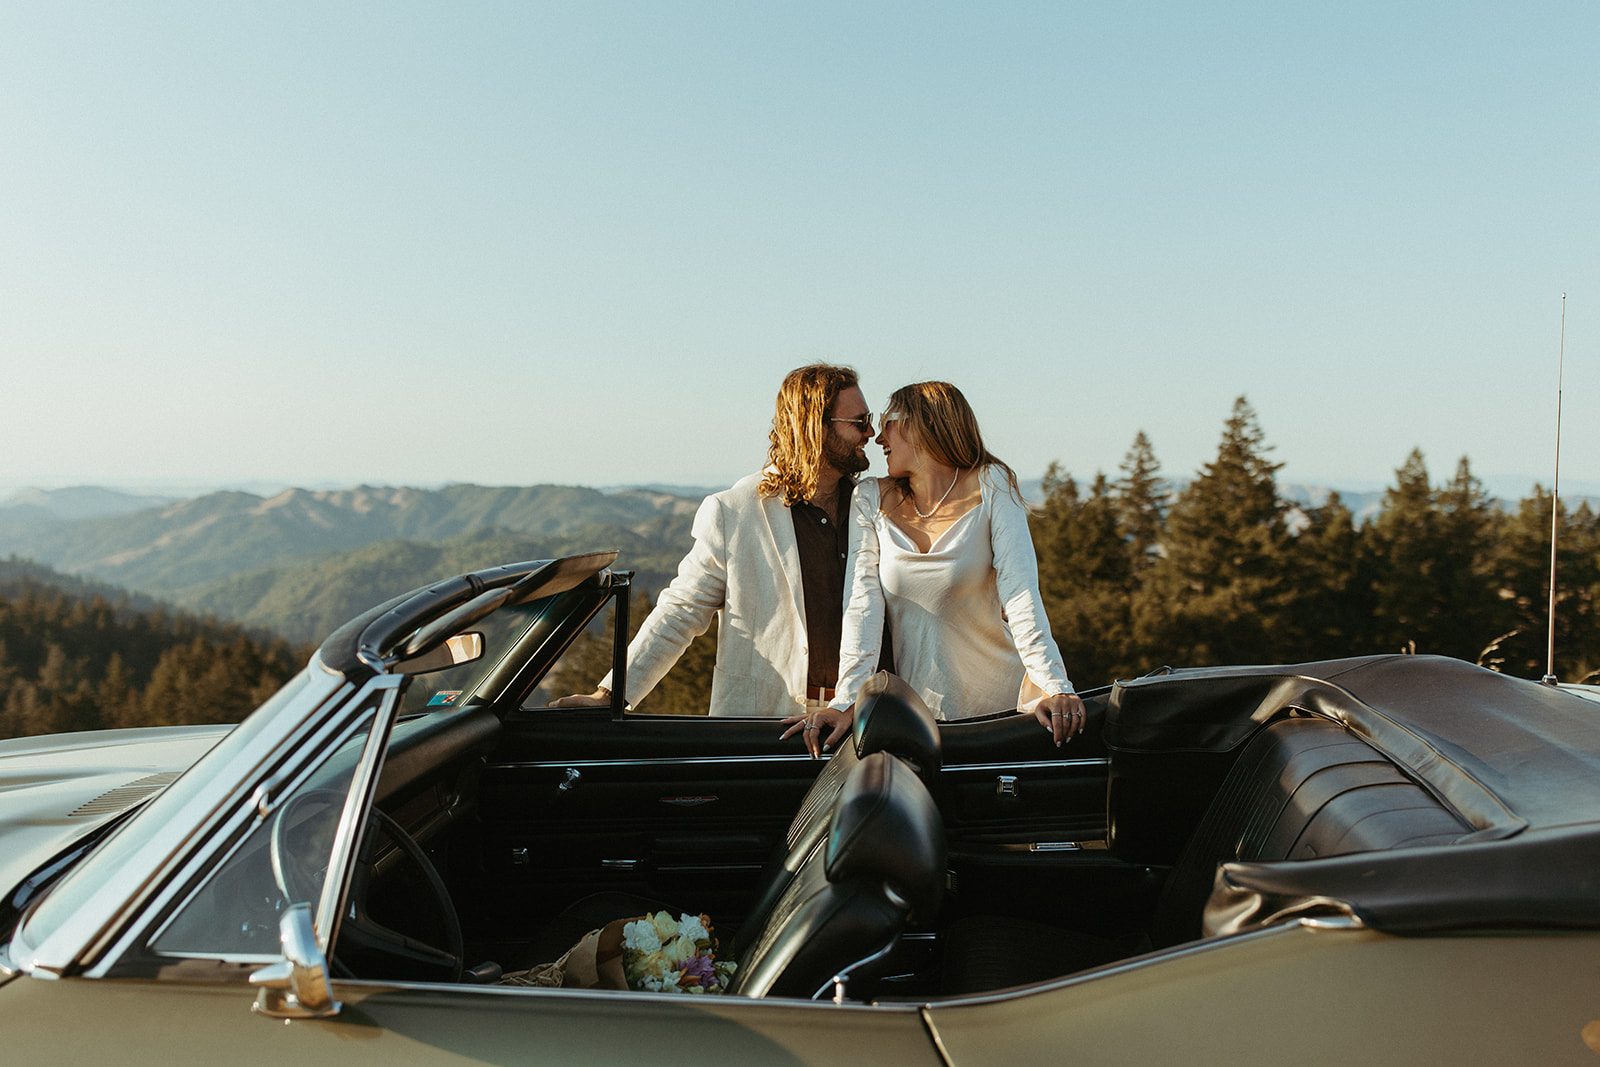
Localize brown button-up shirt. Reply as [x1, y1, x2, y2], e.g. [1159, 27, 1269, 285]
[790, 490, 851, 692]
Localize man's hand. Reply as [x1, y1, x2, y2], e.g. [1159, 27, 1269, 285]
[549, 686, 612, 708]
[1034, 691, 1086, 746]
[780, 706, 855, 759]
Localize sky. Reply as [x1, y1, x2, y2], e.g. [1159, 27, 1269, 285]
[3, 2, 1597, 502]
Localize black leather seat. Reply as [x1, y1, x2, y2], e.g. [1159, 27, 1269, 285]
[524, 672, 939, 966]
[729, 672, 939, 955]
[728, 750, 945, 999]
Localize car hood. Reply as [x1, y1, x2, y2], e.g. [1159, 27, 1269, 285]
[0, 725, 233, 899]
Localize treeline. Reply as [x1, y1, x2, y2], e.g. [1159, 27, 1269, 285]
[1032, 397, 1599, 688]
[0, 564, 311, 741]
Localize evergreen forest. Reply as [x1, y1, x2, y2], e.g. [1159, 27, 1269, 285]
[1031, 398, 1599, 689]
[3, 394, 1595, 738]
[0, 561, 310, 741]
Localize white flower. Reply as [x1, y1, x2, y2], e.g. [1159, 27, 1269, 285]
[677, 913, 709, 943]
[623, 919, 661, 953]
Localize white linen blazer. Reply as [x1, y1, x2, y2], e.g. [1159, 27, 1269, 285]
[600, 471, 816, 718]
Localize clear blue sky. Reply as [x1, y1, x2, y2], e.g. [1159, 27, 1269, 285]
[3, 2, 1596, 500]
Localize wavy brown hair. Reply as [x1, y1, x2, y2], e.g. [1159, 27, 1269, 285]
[883, 380, 1022, 504]
[759, 363, 860, 503]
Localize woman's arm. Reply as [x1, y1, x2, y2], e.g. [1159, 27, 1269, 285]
[832, 479, 886, 710]
[986, 470, 1084, 743]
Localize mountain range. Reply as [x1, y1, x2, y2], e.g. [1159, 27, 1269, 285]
[0, 484, 701, 644]
[4, 478, 1584, 648]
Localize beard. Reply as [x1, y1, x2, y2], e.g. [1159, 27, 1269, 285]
[823, 427, 870, 475]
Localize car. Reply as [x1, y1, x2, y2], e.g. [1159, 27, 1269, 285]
[5, 551, 1600, 1065]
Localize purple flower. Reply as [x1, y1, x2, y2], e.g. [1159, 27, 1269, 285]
[679, 953, 717, 988]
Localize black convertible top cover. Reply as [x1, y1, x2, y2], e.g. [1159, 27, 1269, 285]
[1106, 655, 1600, 934]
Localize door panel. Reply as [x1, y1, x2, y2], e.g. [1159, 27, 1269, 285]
[469, 708, 825, 934]
[469, 694, 1118, 938]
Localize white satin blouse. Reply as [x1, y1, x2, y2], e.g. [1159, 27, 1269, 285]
[830, 466, 1075, 720]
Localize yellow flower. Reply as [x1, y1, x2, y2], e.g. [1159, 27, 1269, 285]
[650, 911, 678, 942]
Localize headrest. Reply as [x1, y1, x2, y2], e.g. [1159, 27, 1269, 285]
[826, 752, 946, 921]
[852, 671, 941, 778]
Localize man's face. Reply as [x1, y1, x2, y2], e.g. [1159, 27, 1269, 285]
[822, 385, 872, 476]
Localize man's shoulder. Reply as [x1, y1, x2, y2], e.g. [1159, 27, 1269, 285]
[708, 470, 775, 507]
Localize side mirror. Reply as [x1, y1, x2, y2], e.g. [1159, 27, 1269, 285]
[250, 903, 341, 1019]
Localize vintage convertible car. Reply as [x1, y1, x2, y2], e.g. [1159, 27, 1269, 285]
[5, 552, 1600, 1064]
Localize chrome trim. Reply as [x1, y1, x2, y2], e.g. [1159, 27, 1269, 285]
[488, 753, 823, 770]
[492, 755, 1107, 771]
[317, 679, 402, 949]
[325, 974, 929, 1011]
[250, 903, 341, 1019]
[819, 936, 901, 1003]
[944, 758, 1108, 773]
[1300, 914, 1366, 931]
[251, 770, 291, 818]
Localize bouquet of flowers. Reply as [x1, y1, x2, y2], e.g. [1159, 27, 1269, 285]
[501, 910, 736, 994]
[620, 911, 737, 994]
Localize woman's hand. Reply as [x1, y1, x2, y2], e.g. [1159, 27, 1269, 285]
[781, 706, 855, 759]
[1035, 692, 1086, 747]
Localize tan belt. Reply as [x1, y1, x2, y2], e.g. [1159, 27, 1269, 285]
[805, 685, 836, 701]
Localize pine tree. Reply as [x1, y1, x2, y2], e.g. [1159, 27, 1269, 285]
[1370, 448, 1438, 653]
[1136, 397, 1288, 665]
[1433, 457, 1511, 662]
[1113, 431, 1169, 576]
[1495, 489, 1600, 679]
[1031, 467, 1136, 686]
[1281, 492, 1378, 661]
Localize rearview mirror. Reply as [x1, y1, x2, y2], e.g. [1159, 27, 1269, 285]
[394, 632, 484, 675]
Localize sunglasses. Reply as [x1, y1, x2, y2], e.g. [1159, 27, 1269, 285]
[827, 413, 876, 432]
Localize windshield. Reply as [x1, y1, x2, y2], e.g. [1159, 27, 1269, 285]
[149, 704, 380, 960]
[397, 590, 597, 717]
[11, 668, 345, 969]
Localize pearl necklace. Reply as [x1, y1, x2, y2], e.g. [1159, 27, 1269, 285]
[912, 472, 959, 518]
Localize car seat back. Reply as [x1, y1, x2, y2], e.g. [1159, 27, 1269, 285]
[729, 750, 945, 999]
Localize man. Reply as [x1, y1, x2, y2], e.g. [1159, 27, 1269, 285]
[553, 363, 874, 717]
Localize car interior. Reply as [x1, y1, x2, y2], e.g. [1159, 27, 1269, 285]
[188, 562, 1485, 1004]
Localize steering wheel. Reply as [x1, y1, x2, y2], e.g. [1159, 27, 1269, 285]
[269, 789, 465, 983]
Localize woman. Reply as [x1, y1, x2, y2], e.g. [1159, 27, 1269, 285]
[784, 381, 1085, 756]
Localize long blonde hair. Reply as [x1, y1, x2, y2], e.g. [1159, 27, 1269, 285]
[759, 363, 860, 503]
[883, 381, 1021, 504]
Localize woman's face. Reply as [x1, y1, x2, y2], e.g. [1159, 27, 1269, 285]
[876, 414, 918, 479]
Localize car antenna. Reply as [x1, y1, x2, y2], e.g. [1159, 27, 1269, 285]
[1542, 293, 1568, 686]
